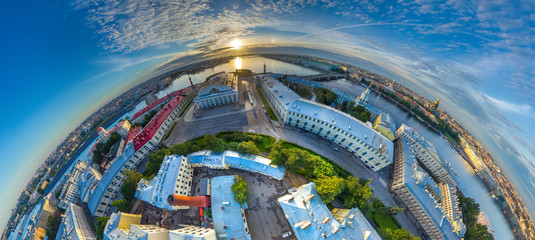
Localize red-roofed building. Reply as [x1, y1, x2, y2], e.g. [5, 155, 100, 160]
[131, 87, 191, 122]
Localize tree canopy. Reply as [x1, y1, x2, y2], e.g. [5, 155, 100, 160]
[314, 173, 346, 204]
[380, 228, 419, 240]
[231, 175, 249, 205]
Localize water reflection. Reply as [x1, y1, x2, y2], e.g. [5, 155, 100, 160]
[235, 57, 242, 70]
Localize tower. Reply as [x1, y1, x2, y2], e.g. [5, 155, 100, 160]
[431, 98, 440, 109]
[264, 63, 266, 74]
[189, 76, 194, 87]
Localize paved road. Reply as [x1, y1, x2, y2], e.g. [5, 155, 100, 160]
[163, 75, 422, 238]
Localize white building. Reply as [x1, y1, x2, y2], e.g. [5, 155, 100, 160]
[169, 225, 216, 240]
[396, 124, 456, 186]
[194, 73, 238, 109]
[135, 155, 194, 210]
[58, 161, 87, 209]
[55, 203, 96, 240]
[104, 212, 215, 240]
[261, 77, 393, 171]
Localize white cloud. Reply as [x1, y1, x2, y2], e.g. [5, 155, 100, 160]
[484, 95, 535, 116]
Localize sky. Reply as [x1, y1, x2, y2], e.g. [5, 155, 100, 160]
[1, 0, 534, 232]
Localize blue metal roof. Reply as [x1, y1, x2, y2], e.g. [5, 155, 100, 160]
[211, 176, 252, 240]
[88, 142, 135, 215]
[278, 182, 382, 240]
[400, 138, 461, 240]
[224, 151, 285, 180]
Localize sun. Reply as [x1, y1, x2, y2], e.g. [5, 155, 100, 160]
[231, 39, 242, 49]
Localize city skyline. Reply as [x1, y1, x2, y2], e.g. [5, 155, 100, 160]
[1, 0, 534, 236]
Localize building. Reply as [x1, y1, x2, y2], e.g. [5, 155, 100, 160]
[33, 227, 46, 240]
[131, 87, 192, 124]
[58, 161, 87, 209]
[89, 88, 195, 217]
[169, 225, 216, 240]
[210, 176, 251, 240]
[194, 73, 238, 109]
[116, 121, 132, 138]
[372, 113, 396, 141]
[396, 124, 456, 186]
[391, 138, 465, 240]
[135, 155, 194, 210]
[144, 93, 159, 106]
[103, 212, 141, 240]
[260, 76, 393, 171]
[35, 194, 57, 229]
[78, 165, 102, 204]
[186, 150, 286, 180]
[278, 182, 381, 240]
[55, 203, 97, 240]
[128, 225, 168, 239]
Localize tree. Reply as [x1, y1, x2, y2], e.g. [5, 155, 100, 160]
[210, 138, 228, 153]
[325, 91, 338, 105]
[228, 142, 240, 152]
[237, 141, 259, 155]
[121, 170, 143, 201]
[231, 175, 249, 205]
[145, 148, 171, 176]
[203, 134, 215, 149]
[112, 199, 130, 212]
[313, 159, 336, 177]
[343, 176, 372, 208]
[96, 217, 110, 240]
[45, 212, 62, 239]
[314, 174, 345, 204]
[381, 228, 419, 240]
[171, 143, 190, 156]
[384, 207, 405, 216]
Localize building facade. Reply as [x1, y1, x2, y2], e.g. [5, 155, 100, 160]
[58, 161, 87, 209]
[135, 155, 194, 210]
[55, 203, 97, 240]
[396, 124, 456, 186]
[169, 225, 216, 240]
[391, 138, 465, 240]
[89, 88, 195, 217]
[194, 73, 238, 109]
[260, 76, 393, 171]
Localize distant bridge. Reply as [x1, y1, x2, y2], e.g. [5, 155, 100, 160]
[302, 73, 346, 81]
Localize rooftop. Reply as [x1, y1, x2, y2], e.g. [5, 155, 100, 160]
[88, 142, 135, 215]
[262, 77, 301, 109]
[398, 138, 461, 240]
[133, 94, 186, 151]
[210, 175, 251, 240]
[132, 87, 191, 121]
[278, 182, 382, 240]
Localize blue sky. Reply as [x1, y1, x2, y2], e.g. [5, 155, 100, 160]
[1, 0, 534, 231]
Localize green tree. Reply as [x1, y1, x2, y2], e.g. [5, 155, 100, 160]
[121, 170, 143, 201]
[203, 134, 215, 149]
[112, 199, 130, 212]
[381, 228, 419, 240]
[45, 212, 62, 239]
[325, 91, 338, 105]
[145, 148, 171, 176]
[343, 176, 373, 208]
[171, 143, 190, 156]
[313, 159, 336, 177]
[210, 138, 228, 153]
[314, 173, 345, 204]
[384, 207, 405, 216]
[231, 175, 249, 205]
[316, 91, 326, 104]
[95, 217, 110, 240]
[228, 142, 240, 152]
[237, 141, 259, 155]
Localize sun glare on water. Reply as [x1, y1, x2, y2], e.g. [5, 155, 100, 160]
[235, 57, 242, 69]
[231, 39, 242, 49]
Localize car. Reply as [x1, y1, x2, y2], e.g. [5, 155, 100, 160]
[249, 129, 255, 133]
[282, 232, 292, 238]
[333, 147, 339, 151]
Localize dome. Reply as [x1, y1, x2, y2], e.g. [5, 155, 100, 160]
[97, 127, 105, 133]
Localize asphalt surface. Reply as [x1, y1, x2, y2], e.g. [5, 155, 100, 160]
[163, 75, 422, 238]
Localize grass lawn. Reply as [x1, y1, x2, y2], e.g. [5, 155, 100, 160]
[445, 132, 458, 146]
[256, 86, 279, 121]
[215, 131, 275, 152]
